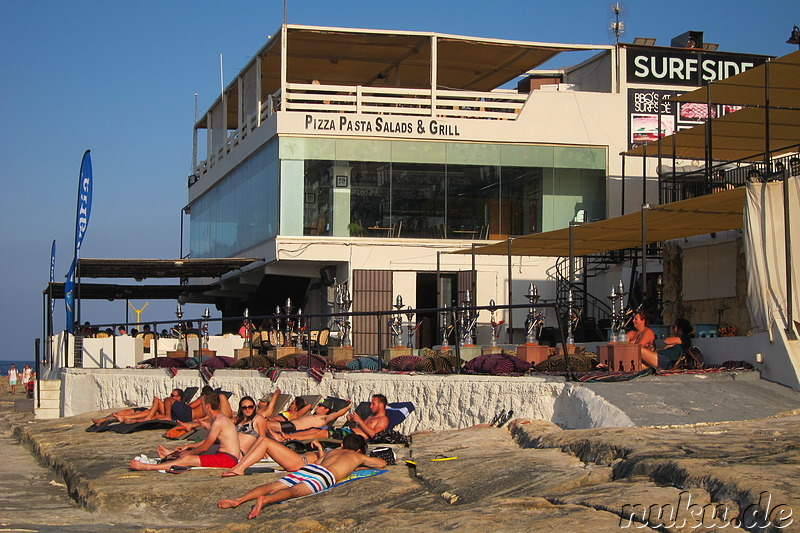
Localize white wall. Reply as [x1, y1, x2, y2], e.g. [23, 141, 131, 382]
[57, 368, 634, 430]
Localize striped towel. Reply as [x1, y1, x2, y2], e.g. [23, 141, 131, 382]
[307, 367, 325, 383]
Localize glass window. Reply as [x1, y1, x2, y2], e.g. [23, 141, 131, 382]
[189, 141, 277, 257]
[446, 164, 498, 238]
[389, 162, 445, 238]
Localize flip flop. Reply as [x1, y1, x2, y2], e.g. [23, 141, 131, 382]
[497, 409, 514, 428]
[85, 420, 111, 432]
[430, 454, 458, 462]
[488, 410, 504, 426]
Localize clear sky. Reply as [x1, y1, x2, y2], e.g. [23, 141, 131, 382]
[0, 0, 796, 361]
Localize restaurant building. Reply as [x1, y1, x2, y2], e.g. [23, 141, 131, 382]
[185, 24, 770, 351]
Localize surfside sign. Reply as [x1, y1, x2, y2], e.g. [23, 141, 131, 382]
[627, 48, 768, 87]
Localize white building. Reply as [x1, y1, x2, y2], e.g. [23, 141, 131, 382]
[185, 24, 771, 353]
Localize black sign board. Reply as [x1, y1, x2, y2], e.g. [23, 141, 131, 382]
[627, 49, 768, 86]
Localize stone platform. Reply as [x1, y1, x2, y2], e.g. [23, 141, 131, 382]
[5, 392, 800, 532]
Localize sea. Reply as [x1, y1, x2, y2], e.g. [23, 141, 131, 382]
[1, 359, 35, 376]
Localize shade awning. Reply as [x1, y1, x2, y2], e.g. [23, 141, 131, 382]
[454, 186, 746, 257]
[196, 24, 611, 129]
[44, 282, 218, 300]
[671, 50, 800, 109]
[73, 258, 260, 280]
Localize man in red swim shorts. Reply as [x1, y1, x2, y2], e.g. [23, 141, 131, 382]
[130, 391, 240, 471]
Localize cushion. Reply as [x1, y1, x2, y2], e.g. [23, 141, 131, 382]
[388, 355, 423, 371]
[465, 353, 531, 375]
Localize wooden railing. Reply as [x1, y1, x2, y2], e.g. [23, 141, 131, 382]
[194, 84, 528, 179]
[282, 83, 527, 120]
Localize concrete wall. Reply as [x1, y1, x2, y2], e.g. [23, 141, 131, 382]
[55, 368, 633, 430]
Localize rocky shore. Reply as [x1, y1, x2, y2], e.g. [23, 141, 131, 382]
[2, 382, 799, 532]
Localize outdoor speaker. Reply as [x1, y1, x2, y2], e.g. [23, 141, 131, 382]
[319, 266, 337, 287]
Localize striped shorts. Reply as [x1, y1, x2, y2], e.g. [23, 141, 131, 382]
[278, 464, 336, 494]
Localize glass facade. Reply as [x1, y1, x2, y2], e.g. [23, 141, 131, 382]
[292, 138, 605, 239]
[190, 137, 606, 258]
[190, 140, 278, 258]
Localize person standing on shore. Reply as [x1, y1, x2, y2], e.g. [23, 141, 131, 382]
[8, 364, 18, 395]
[21, 365, 32, 388]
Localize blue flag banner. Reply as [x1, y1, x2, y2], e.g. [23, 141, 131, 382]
[74, 150, 92, 255]
[50, 240, 56, 314]
[65, 150, 92, 333]
[65, 260, 75, 332]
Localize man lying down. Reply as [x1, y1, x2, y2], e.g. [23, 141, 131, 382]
[217, 433, 386, 519]
[129, 391, 240, 472]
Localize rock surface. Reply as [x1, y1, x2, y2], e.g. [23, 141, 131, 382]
[5, 404, 799, 532]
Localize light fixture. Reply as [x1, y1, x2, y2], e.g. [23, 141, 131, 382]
[633, 37, 656, 46]
[788, 25, 800, 48]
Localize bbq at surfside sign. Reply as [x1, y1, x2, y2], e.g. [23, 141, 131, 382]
[626, 48, 769, 86]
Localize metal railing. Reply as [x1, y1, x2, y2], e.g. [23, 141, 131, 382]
[44, 300, 578, 378]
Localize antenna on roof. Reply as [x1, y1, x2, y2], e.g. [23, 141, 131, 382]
[219, 53, 224, 98]
[283, 0, 287, 26]
[609, 3, 626, 44]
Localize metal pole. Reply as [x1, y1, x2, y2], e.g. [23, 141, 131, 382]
[42, 293, 46, 369]
[621, 152, 626, 216]
[657, 100, 663, 203]
[453, 302, 461, 374]
[705, 80, 713, 194]
[641, 204, 649, 306]
[471, 243, 476, 309]
[76, 258, 81, 329]
[436, 251, 441, 336]
[642, 143, 647, 207]
[507, 237, 513, 344]
[568, 222, 575, 291]
[764, 61, 771, 171]
[35, 338, 41, 408]
[153, 321, 159, 366]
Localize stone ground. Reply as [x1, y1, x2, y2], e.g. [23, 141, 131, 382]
[1, 382, 799, 532]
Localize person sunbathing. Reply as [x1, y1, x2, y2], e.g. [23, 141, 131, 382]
[284, 394, 389, 441]
[172, 385, 236, 432]
[233, 396, 267, 455]
[220, 436, 325, 477]
[130, 392, 240, 471]
[217, 433, 386, 519]
[256, 388, 311, 420]
[91, 389, 190, 426]
[265, 399, 351, 440]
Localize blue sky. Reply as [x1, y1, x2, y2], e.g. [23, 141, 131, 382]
[0, 0, 796, 361]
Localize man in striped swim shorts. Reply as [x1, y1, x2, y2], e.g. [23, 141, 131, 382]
[217, 433, 387, 519]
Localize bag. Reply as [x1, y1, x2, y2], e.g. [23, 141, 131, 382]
[369, 446, 396, 465]
[164, 425, 194, 440]
[672, 346, 705, 370]
[370, 429, 410, 446]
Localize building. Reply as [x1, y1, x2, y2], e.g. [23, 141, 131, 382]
[185, 24, 771, 353]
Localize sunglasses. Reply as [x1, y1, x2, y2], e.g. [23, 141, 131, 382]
[241, 405, 256, 410]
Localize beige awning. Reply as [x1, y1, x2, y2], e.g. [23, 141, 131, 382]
[197, 25, 610, 129]
[671, 50, 800, 109]
[625, 50, 800, 162]
[453, 186, 746, 257]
